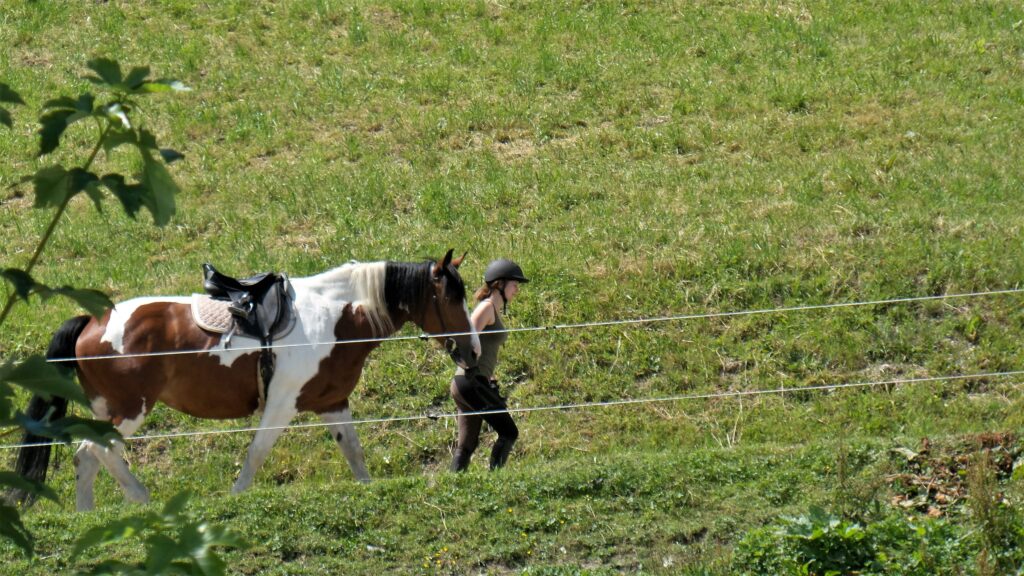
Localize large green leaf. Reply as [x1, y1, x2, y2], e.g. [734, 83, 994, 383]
[139, 148, 179, 226]
[101, 174, 145, 219]
[122, 66, 151, 89]
[0, 503, 33, 557]
[143, 534, 180, 574]
[33, 164, 71, 207]
[18, 415, 120, 446]
[0, 268, 35, 300]
[32, 166, 99, 209]
[38, 109, 76, 156]
[102, 129, 139, 154]
[0, 380, 14, 420]
[162, 490, 192, 520]
[71, 517, 147, 560]
[2, 355, 87, 405]
[1, 83, 25, 128]
[36, 285, 113, 318]
[0, 471, 59, 503]
[134, 79, 191, 94]
[0, 82, 25, 105]
[85, 58, 123, 87]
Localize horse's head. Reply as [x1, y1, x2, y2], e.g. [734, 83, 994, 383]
[418, 249, 480, 370]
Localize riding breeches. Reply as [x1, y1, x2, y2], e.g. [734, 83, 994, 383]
[449, 374, 518, 471]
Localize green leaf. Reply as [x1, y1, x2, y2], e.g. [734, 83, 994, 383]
[194, 548, 227, 576]
[86, 58, 123, 87]
[73, 93, 96, 113]
[33, 165, 71, 207]
[0, 381, 14, 420]
[0, 471, 59, 503]
[84, 178, 105, 212]
[42, 96, 78, 110]
[160, 148, 185, 164]
[103, 128, 139, 154]
[72, 517, 146, 559]
[17, 414, 119, 448]
[1, 85, 21, 125]
[36, 285, 113, 318]
[0, 503, 33, 557]
[38, 109, 76, 156]
[123, 66, 151, 89]
[101, 174, 145, 219]
[135, 79, 191, 94]
[144, 533, 181, 573]
[163, 490, 192, 519]
[78, 559, 138, 576]
[0, 82, 25, 105]
[0, 268, 35, 300]
[137, 128, 159, 149]
[3, 355, 87, 405]
[140, 148, 179, 226]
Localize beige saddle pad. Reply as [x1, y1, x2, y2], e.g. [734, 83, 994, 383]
[191, 294, 234, 334]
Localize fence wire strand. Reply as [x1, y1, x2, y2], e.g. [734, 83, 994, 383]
[44, 287, 1024, 364]
[1, 369, 1021, 451]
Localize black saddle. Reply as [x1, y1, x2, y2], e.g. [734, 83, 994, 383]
[202, 263, 292, 343]
[202, 263, 294, 398]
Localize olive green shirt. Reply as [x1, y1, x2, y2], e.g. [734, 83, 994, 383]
[456, 309, 508, 380]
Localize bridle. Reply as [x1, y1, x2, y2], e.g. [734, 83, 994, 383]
[423, 272, 463, 366]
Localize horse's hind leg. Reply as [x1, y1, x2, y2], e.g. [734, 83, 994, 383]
[319, 402, 370, 483]
[87, 408, 151, 507]
[74, 443, 101, 511]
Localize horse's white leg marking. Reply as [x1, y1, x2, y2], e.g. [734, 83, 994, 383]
[320, 406, 371, 483]
[75, 397, 111, 511]
[88, 407, 150, 506]
[74, 443, 101, 512]
[232, 398, 297, 494]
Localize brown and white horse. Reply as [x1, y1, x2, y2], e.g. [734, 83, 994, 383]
[16, 250, 479, 511]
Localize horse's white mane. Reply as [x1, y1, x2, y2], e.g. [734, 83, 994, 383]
[294, 261, 393, 337]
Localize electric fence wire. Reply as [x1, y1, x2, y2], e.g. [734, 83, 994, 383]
[1, 369, 1021, 451]
[44, 287, 1024, 364]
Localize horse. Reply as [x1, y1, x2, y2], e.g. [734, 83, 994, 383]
[14, 250, 479, 511]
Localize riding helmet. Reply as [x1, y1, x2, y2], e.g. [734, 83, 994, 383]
[484, 259, 529, 284]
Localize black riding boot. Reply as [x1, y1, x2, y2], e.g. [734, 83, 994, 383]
[489, 435, 517, 470]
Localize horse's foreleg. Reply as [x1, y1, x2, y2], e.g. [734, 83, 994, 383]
[319, 404, 371, 483]
[232, 401, 296, 494]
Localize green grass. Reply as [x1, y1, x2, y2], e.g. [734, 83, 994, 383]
[2, 0, 1024, 572]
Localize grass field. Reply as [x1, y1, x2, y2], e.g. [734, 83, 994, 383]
[2, 0, 1024, 573]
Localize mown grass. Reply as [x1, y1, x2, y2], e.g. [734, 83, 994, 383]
[2, 0, 1023, 572]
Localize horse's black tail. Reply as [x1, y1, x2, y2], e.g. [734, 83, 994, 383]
[11, 315, 90, 506]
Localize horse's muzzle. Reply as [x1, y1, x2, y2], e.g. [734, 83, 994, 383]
[446, 337, 478, 370]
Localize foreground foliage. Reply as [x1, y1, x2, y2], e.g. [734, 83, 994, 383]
[2, 0, 1023, 572]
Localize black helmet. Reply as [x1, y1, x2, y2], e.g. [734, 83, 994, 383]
[484, 259, 529, 284]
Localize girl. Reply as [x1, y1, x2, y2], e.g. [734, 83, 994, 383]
[449, 259, 528, 471]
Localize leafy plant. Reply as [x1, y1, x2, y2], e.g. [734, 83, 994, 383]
[71, 492, 246, 576]
[780, 506, 876, 575]
[1, 59, 243, 574]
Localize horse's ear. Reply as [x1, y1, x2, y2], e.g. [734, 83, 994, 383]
[434, 249, 454, 277]
[451, 251, 467, 268]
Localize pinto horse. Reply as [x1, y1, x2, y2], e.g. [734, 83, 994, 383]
[15, 250, 479, 511]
